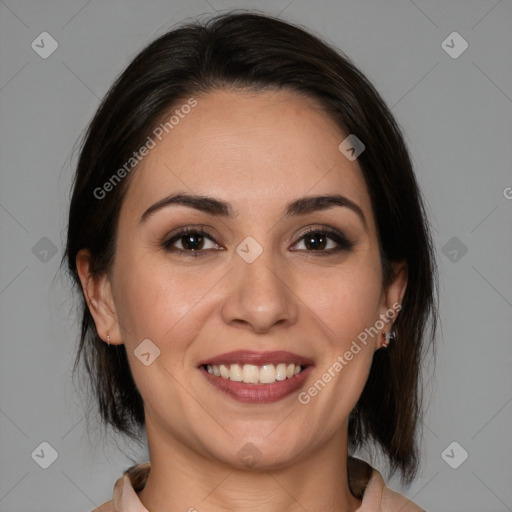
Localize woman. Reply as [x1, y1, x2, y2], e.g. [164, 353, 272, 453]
[64, 11, 437, 511]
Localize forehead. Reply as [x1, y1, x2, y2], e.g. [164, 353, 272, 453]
[121, 88, 373, 223]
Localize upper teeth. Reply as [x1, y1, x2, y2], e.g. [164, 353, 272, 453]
[205, 363, 302, 384]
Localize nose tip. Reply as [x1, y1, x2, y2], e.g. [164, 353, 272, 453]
[220, 256, 298, 334]
[230, 315, 288, 333]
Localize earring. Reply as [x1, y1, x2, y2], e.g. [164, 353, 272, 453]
[106, 331, 111, 345]
[380, 330, 395, 348]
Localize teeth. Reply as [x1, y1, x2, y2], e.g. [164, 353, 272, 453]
[276, 363, 287, 381]
[230, 363, 243, 382]
[219, 364, 229, 379]
[206, 363, 303, 384]
[243, 364, 259, 383]
[260, 364, 275, 384]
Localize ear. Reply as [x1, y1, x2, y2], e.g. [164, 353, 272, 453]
[375, 260, 408, 349]
[75, 249, 122, 345]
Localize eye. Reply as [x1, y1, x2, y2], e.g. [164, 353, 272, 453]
[161, 226, 354, 257]
[291, 227, 354, 254]
[162, 228, 221, 256]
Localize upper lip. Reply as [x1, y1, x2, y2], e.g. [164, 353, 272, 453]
[198, 350, 314, 367]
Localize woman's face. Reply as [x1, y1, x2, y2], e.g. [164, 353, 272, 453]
[80, 88, 406, 469]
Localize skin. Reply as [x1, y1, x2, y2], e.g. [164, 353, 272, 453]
[77, 88, 407, 512]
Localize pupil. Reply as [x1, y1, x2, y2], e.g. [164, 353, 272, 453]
[183, 233, 203, 250]
[305, 233, 326, 250]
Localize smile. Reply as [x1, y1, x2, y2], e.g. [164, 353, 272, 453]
[198, 350, 314, 404]
[203, 362, 302, 384]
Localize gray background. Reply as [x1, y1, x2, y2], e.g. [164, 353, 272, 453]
[1, 0, 511, 511]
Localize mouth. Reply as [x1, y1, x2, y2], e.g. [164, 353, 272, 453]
[202, 362, 305, 384]
[198, 350, 314, 404]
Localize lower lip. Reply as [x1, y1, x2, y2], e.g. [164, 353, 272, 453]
[200, 365, 313, 404]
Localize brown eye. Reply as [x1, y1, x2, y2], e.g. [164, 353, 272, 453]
[303, 232, 329, 250]
[180, 232, 205, 251]
[162, 228, 220, 255]
[292, 228, 354, 253]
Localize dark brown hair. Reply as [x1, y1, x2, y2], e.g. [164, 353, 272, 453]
[63, 10, 437, 485]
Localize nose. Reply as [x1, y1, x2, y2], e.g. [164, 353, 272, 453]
[220, 249, 299, 334]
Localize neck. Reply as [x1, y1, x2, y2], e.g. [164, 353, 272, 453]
[137, 421, 362, 512]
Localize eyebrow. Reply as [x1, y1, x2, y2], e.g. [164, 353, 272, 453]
[139, 192, 366, 227]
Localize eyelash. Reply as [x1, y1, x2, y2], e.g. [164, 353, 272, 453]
[161, 226, 354, 257]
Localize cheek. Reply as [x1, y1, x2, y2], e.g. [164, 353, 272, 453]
[291, 252, 382, 412]
[112, 248, 221, 352]
[294, 264, 381, 430]
[111, 253, 214, 412]
[299, 256, 383, 345]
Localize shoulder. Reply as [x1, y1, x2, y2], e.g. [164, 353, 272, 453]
[89, 465, 151, 512]
[89, 475, 124, 511]
[348, 456, 424, 510]
[381, 486, 425, 511]
[364, 467, 424, 511]
[91, 500, 114, 512]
